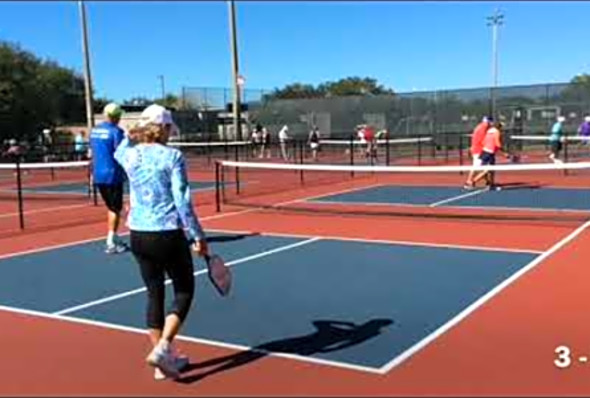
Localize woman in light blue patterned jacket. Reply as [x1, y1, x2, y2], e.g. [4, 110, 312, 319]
[114, 104, 208, 381]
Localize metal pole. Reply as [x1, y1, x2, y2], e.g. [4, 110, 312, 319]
[79, 0, 96, 204]
[158, 75, 165, 99]
[78, 1, 94, 134]
[15, 157, 25, 230]
[228, 0, 242, 141]
[487, 8, 504, 119]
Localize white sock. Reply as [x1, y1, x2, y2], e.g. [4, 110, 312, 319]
[107, 231, 115, 246]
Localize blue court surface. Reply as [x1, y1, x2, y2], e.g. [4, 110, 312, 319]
[1, 181, 218, 195]
[310, 185, 590, 212]
[0, 230, 539, 371]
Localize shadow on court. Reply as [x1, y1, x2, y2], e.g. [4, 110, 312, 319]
[178, 318, 394, 384]
[206, 232, 260, 243]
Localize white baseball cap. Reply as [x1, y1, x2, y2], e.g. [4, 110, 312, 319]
[139, 104, 174, 127]
[557, 116, 566, 122]
[103, 102, 123, 118]
[585, 116, 590, 122]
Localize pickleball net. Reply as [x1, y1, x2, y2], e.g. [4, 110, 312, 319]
[0, 160, 98, 232]
[215, 158, 590, 225]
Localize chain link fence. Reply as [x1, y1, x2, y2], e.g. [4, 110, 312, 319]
[178, 82, 590, 143]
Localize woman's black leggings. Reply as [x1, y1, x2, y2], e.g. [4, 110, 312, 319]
[130, 229, 195, 330]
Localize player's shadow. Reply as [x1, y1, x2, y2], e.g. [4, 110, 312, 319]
[178, 318, 394, 384]
[206, 232, 260, 243]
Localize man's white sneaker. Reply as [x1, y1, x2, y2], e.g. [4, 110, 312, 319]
[105, 242, 128, 254]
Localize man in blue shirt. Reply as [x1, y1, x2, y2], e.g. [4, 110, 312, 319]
[90, 103, 128, 254]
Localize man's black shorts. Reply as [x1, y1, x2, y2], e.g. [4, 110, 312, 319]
[551, 140, 562, 154]
[96, 183, 124, 213]
[480, 151, 496, 165]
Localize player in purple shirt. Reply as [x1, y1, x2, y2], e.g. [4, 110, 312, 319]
[578, 116, 590, 146]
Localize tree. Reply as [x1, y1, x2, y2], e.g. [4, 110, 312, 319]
[559, 73, 590, 102]
[319, 77, 394, 97]
[155, 94, 181, 110]
[0, 40, 87, 143]
[266, 83, 323, 100]
[264, 77, 395, 101]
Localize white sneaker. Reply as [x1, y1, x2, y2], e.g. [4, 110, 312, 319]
[105, 242, 128, 254]
[153, 355, 189, 381]
[146, 342, 181, 380]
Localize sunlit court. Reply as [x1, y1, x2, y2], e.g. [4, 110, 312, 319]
[1, 0, 590, 396]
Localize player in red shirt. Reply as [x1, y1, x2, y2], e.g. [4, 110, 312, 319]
[362, 125, 377, 163]
[464, 116, 492, 188]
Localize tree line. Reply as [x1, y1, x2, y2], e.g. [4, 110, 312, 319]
[1, 38, 589, 144]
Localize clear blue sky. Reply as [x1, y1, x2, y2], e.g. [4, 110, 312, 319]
[1, 1, 588, 102]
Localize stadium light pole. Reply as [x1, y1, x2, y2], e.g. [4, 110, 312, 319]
[158, 75, 166, 99]
[78, 0, 95, 134]
[487, 8, 504, 119]
[228, 0, 242, 141]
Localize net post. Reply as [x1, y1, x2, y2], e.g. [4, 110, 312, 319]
[299, 140, 304, 184]
[418, 137, 422, 165]
[215, 161, 221, 212]
[385, 132, 390, 166]
[444, 133, 449, 163]
[14, 157, 25, 229]
[234, 142, 239, 162]
[431, 134, 436, 159]
[459, 134, 464, 175]
[86, 162, 92, 199]
[563, 134, 569, 176]
[208, 140, 213, 166]
[349, 135, 355, 177]
[221, 161, 226, 203]
[235, 161, 240, 195]
[91, 161, 98, 205]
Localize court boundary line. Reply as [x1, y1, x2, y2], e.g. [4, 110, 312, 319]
[0, 203, 93, 220]
[1, 223, 587, 377]
[429, 188, 487, 207]
[376, 219, 590, 375]
[0, 179, 384, 260]
[307, 198, 590, 214]
[0, 208, 257, 261]
[0, 303, 382, 375]
[204, 228, 544, 255]
[53, 237, 320, 316]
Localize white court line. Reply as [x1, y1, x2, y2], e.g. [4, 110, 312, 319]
[429, 188, 487, 207]
[272, 183, 386, 207]
[0, 208, 256, 261]
[376, 219, 590, 375]
[0, 304, 380, 375]
[0, 203, 92, 219]
[305, 198, 590, 215]
[53, 238, 320, 316]
[205, 228, 543, 255]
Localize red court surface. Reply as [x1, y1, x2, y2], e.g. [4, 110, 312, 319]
[1, 163, 589, 396]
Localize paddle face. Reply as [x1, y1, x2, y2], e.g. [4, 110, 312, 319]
[205, 254, 232, 296]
